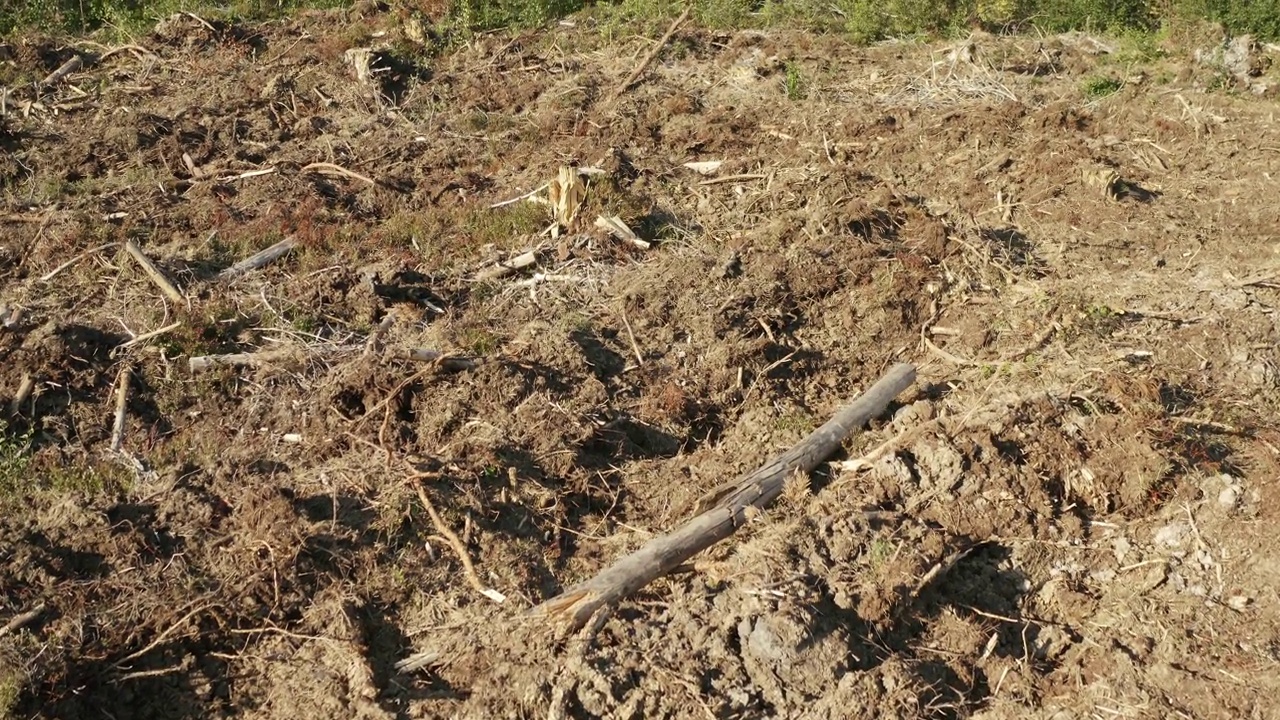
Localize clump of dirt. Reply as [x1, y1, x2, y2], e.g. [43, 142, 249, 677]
[1, 8, 1279, 719]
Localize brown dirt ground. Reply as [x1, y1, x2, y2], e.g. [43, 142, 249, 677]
[2, 8, 1280, 720]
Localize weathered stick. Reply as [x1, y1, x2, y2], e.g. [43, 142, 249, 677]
[218, 237, 298, 280]
[188, 349, 297, 373]
[42, 56, 83, 86]
[412, 477, 506, 604]
[527, 362, 917, 633]
[301, 162, 376, 187]
[405, 348, 478, 372]
[474, 249, 539, 281]
[0, 602, 46, 637]
[124, 240, 185, 305]
[699, 173, 766, 186]
[110, 365, 131, 452]
[9, 373, 34, 416]
[606, 6, 691, 105]
[40, 241, 119, 282]
[595, 215, 651, 250]
[116, 321, 182, 353]
[363, 313, 395, 357]
[189, 345, 474, 373]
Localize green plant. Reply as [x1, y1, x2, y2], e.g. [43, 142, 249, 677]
[459, 327, 500, 355]
[0, 672, 20, 720]
[774, 410, 815, 434]
[783, 61, 807, 100]
[868, 537, 895, 567]
[0, 421, 34, 497]
[463, 202, 547, 246]
[1082, 75, 1124, 98]
[1078, 302, 1122, 336]
[0, 0, 351, 39]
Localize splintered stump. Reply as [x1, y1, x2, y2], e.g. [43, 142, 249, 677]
[528, 362, 917, 633]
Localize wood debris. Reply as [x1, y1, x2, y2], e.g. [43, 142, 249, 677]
[219, 237, 298, 280]
[594, 215, 650, 250]
[124, 240, 186, 305]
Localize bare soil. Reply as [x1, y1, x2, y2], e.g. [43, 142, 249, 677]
[2, 9, 1279, 719]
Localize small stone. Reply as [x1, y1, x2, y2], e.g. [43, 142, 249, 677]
[1228, 595, 1252, 611]
[1218, 485, 1240, 509]
[1154, 523, 1187, 548]
[1113, 535, 1133, 563]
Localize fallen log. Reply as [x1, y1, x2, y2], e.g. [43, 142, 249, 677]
[527, 362, 917, 633]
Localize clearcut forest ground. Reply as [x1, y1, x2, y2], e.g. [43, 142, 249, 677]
[2, 6, 1280, 719]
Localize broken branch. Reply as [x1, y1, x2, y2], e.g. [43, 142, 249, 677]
[42, 56, 83, 87]
[9, 373, 35, 416]
[474, 249, 540, 281]
[405, 348, 479, 372]
[527, 362, 917, 633]
[124, 240, 185, 305]
[110, 364, 131, 452]
[301, 162, 377, 187]
[218, 236, 298, 280]
[607, 6, 691, 106]
[364, 313, 395, 357]
[188, 349, 299, 373]
[0, 602, 46, 637]
[411, 476, 505, 604]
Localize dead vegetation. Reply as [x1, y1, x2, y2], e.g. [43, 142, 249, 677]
[1, 7, 1279, 720]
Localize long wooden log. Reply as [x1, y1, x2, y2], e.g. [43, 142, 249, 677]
[528, 362, 917, 632]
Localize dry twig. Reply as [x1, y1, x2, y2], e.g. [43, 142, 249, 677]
[110, 364, 131, 452]
[9, 374, 35, 416]
[619, 307, 644, 367]
[411, 476, 505, 603]
[301, 162, 377, 187]
[0, 602, 46, 637]
[606, 6, 691, 106]
[115, 603, 211, 667]
[187, 347, 320, 373]
[698, 173, 766, 186]
[114, 322, 182, 357]
[490, 183, 550, 209]
[40, 241, 119, 282]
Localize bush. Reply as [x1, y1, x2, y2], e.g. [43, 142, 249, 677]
[1169, 0, 1280, 39]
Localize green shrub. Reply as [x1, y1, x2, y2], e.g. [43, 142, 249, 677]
[1082, 74, 1124, 97]
[1168, 0, 1280, 39]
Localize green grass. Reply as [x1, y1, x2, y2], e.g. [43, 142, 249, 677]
[1082, 74, 1124, 98]
[0, 672, 19, 720]
[5, 0, 1280, 42]
[463, 202, 548, 246]
[0, 421, 33, 496]
[783, 61, 807, 100]
[0, 0, 351, 37]
[0, 421, 128, 499]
